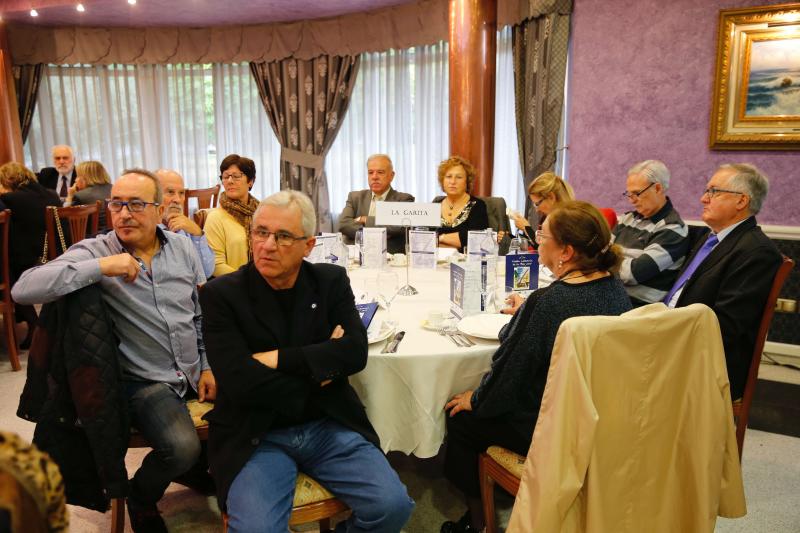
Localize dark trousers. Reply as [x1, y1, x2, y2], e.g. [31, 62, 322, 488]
[443, 411, 532, 497]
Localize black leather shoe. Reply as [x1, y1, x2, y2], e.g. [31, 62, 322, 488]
[172, 467, 216, 496]
[440, 511, 480, 533]
[127, 496, 167, 533]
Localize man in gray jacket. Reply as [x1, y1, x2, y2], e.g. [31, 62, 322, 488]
[337, 154, 414, 253]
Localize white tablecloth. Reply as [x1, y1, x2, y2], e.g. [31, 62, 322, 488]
[347, 261, 504, 458]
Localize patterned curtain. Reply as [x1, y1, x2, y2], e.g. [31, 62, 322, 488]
[512, 1, 572, 192]
[12, 64, 43, 142]
[250, 56, 360, 233]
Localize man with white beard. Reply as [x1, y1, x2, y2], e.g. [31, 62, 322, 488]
[155, 169, 215, 278]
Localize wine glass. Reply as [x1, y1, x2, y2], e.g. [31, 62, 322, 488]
[377, 269, 400, 326]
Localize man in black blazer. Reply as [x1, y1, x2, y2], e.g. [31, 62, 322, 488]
[200, 190, 413, 531]
[665, 164, 781, 399]
[337, 154, 415, 253]
[37, 144, 77, 201]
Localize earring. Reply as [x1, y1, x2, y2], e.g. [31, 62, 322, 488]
[558, 259, 563, 272]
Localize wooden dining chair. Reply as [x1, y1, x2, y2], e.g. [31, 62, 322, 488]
[732, 254, 794, 459]
[0, 210, 21, 371]
[192, 208, 210, 230]
[184, 185, 220, 214]
[109, 399, 212, 533]
[478, 446, 526, 533]
[222, 479, 349, 533]
[44, 200, 101, 260]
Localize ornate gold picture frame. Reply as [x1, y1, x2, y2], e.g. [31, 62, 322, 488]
[710, 3, 800, 150]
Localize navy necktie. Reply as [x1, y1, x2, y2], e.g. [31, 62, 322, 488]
[663, 234, 719, 304]
[59, 176, 68, 198]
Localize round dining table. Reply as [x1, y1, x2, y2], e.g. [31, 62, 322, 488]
[346, 259, 506, 458]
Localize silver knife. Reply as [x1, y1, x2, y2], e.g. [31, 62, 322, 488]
[382, 331, 405, 353]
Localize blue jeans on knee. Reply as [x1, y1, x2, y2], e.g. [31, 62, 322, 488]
[227, 418, 413, 533]
[123, 381, 201, 503]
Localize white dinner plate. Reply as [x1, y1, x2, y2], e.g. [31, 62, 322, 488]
[367, 320, 396, 344]
[457, 313, 512, 340]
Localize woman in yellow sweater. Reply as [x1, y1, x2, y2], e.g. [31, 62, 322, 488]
[204, 154, 261, 277]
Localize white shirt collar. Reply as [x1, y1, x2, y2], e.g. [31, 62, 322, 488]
[714, 217, 749, 243]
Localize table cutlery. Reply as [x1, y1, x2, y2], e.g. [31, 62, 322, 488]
[382, 331, 405, 353]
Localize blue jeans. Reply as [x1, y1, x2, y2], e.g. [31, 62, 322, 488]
[226, 418, 414, 533]
[123, 381, 201, 503]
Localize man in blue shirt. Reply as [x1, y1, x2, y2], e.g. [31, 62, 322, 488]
[13, 169, 215, 533]
[155, 168, 215, 278]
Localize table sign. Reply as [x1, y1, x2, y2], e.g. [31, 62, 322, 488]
[307, 233, 347, 267]
[375, 202, 441, 227]
[505, 253, 538, 295]
[356, 302, 379, 328]
[467, 229, 498, 262]
[449, 262, 485, 318]
[361, 227, 387, 269]
[409, 230, 437, 269]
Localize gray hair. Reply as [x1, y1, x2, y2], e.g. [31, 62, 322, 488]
[628, 160, 670, 191]
[719, 163, 769, 215]
[255, 190, 316, 237]
[120, 168, 163, 204]
[367, 153, 394, 172]
[51, 144, 74, 158]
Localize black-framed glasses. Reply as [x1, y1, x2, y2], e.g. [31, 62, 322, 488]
[531, 196, 546, 208]
[702, 187, 745, 199]
[220, 172, 247, 182]
[107, 199, 160, 213]
[621, 181, 655, 199]
[251, 228, 307, 246]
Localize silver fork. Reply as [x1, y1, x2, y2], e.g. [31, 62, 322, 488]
[439, 328, 464, 347]
[456, 333, 475, 346]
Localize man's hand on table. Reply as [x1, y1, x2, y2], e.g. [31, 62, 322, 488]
[198, 369, 217, 401]
[445, 390, 473, 417]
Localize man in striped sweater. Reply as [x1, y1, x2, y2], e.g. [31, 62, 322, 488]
[611, 160, 690, 306]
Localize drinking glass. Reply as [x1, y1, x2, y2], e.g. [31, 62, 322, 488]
[377, 269, 400, 326]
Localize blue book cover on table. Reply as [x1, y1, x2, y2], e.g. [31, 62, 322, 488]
[355, 302, 379, 329]
[505, 253, 538, 293]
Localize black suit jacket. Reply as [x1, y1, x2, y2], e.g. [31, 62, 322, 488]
[337, 187, 415, 253]
[675, 217, 781, 398]
[37, 167, 76, 192]
[199, 261, 378, 509]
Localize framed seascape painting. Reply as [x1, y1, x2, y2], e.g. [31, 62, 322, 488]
[710, 3, 800, 150]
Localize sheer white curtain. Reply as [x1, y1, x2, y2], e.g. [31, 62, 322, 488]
[212, 63, 281, 199]
[325, 30, 526, 218]
[25, 63, 281, 196]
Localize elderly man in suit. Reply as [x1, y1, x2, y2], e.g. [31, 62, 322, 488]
[664, 163, 782, 399]
[200, 190, 414, 532]
[37, 145, 77, 201]
[337, 154, 414, 253]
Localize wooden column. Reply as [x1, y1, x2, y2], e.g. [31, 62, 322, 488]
[0, 23, 24, 165]
[448, 0, 497, 197]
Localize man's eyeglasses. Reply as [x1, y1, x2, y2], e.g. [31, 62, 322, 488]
[621, 181, 655, 199]
[220, 172, 247, 182]
[534, 230, 553, 244]
[703, 187, 744, 199]
[107, 199, 160, 213]
[251, 228, 307, 246]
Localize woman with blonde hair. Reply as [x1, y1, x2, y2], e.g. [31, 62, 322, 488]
[510, 171, 575, 244]
[441, 201, 631, 533]
[434, 155, 489, 252]
[65, 160, 112, 229]
[0, 162, 61, 348]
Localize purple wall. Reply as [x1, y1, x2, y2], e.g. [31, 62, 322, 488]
[567, 0, 800, 226]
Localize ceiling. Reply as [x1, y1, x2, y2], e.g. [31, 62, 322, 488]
[0, 0, 414, 27]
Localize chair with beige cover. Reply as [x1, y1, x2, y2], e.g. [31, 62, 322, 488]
[482, 303, 746, 533]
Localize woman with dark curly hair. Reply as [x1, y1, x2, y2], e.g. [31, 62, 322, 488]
[440, 201, 632, 533]
[434, 156, 489, 252]
[204, 154, 260, 277]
